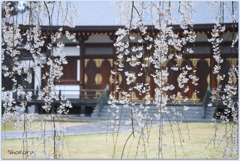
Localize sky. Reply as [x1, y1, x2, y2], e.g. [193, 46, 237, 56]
[71, 1, 239, 26]
[13, 1, 239, 26]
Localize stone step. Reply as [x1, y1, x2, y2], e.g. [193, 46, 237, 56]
[101, 104, 213, 109]
[99, 105, 215, 113]
[101, 108, 215, 113]
[69, 116, 213, 122]
[88, 116, 213, 122]
[99, 113, 214, 119]
[91, 104, 215, 122]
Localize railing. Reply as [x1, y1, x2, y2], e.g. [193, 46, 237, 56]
[12, 89, 39, 101]
[95, 85, 109, 117]
[202, 85, 238, 119]
[59, 89, 105, 100]
[9, 88, 106, 102]
[202, 85, 211, 118]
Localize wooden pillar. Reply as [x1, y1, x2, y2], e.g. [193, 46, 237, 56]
[210, 55, 218, 90]
[205, 32, 217, 90]
[80, 41, 85, 90]
[80, 106, 85, 117]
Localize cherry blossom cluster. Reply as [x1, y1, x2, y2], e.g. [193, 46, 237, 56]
[109, 1, 200, 158]
[110, 1, 238, 159]
[207, 2, 238, 159]
[2, 1, 78, 159]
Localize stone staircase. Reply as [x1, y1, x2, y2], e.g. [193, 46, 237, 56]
[91, 103, 216, 122]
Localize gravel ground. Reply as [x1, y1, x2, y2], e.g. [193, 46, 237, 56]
[2, 120, 161, 140]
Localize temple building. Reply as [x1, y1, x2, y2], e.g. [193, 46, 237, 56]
[1, 1, 238, 119]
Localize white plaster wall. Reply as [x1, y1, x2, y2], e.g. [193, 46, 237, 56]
[57, 35, 79, 43]
[85, 35, 113, 43]
[77, 60, 80, 81]
[2, 91, 13, 101]
[55, 85, 80, 99]
[62, 46, 80, 56]
[195, 33, 238, 42]
[121, 35, 145, 43]
[222, 32, 238, 41]
[34, 66, 41, 92]
[195, 34, 208, 42]
[28, 105, 36, 113]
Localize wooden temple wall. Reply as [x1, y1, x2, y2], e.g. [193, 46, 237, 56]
[39, 25, 238, 103]
[42, 52, 237, 103]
